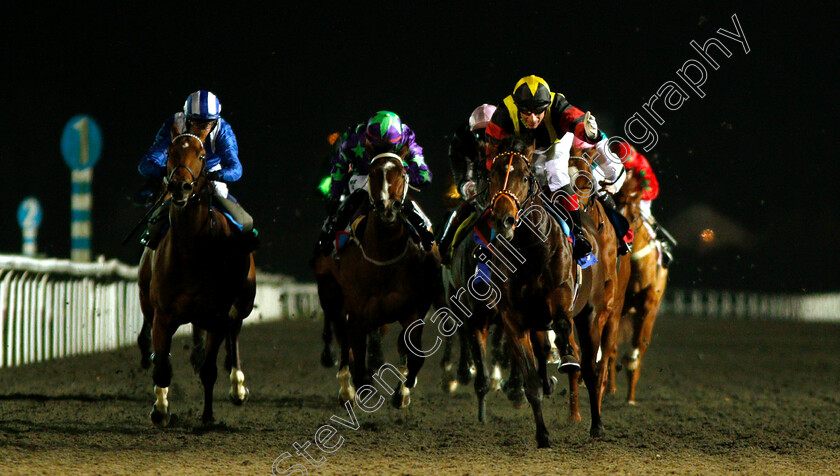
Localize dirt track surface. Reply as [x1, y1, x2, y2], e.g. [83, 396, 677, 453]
[1, 314, 839, 475]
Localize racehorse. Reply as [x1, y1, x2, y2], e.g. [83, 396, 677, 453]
[568, 144, 631, 403]
[487, 138, 616, 447]
[607, 168, 669, 404]
[440, 170, 507, 422]
[137, 124, 256, 427]
[314, 153, 441, 408]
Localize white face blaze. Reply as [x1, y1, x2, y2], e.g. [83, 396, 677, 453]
[380, 160, 395, 208]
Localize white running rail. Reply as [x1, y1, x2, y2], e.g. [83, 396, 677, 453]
[0, 255, 319, 369]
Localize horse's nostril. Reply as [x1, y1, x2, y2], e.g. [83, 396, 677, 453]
[504, 216, 516, 228]
[182, 182, 193, 192]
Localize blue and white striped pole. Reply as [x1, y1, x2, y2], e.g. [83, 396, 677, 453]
[61, 115, 102, 263]
[17, 197, 42, 257]
[71, 168, 92, 262]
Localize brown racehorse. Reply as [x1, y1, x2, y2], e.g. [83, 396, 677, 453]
[314, 153, 441, 408]
[487, 138, 619, 447]
[568, 145, 632, 404]
[606, 168, 669, 405]
[137, 124, 256, 427]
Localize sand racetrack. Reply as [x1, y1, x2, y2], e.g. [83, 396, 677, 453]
[1, 314, 838, 475]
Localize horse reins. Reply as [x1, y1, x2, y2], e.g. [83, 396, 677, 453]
[490, 151, 534, 227]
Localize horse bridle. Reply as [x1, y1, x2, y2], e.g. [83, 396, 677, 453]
[164, 133, 207, 202]
[489, 151, 536, 224]
[368, 152, 409, 206]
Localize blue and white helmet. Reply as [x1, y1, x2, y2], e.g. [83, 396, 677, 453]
[183, 90, 221, 120]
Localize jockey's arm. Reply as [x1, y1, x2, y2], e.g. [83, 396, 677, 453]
[594, 137, 626, 193]
[214, 123, 243, 182]
[401, 128, 432, 190]
[138, 118, 174, 179]
[551, 95, 600, 144]
[328, 147, 352, 201]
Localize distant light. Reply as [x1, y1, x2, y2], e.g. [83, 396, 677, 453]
[701, 228, 715, 242]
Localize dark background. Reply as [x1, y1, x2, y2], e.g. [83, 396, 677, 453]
[1, 3, 836, 292]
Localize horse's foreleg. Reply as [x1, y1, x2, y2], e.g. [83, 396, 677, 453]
[137, 248, 153, 370]
[393, 317, 425, 409]
[457, 322, 474, 386]
[531, 330, 555, 397]
[574, 307, 605, 438]
[367, 328, 385, 377]
[507, 323, 550, 448]
[626, 283, 664, 405]
[489, 322, 504, 391]
[439, 332, 457, 393]
[226, 320, 250, 405]
[150, 315, 174, 428]
[467, 320, 491, 423]
[200, 330, 225, 424]
[191, 327, 206, 374]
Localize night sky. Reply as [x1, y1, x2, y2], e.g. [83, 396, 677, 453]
[1, 3, 836, 292]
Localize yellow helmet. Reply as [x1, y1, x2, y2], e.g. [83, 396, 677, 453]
[512, 75, 551, 111]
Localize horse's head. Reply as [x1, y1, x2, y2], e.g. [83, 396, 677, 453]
[367, 152, 408, 224]
[488, 139, 536, 240]
[166, 123, 209, 207]
[568, 145, 598, 209]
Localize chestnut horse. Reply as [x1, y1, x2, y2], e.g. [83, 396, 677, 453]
[314, 153, 441, 408]
[607, 168, 669, 404]
[487, 138, 619, 447]
[568, 144, 632, 398]
[137, 124, 256, 427]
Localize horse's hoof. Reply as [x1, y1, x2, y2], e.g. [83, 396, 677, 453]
[627, 400, 637, 406]
[150, 406, 171, 428]
[489, 366, 502, 391]
[392, 386, 411, 409]
[537, 434, 552, 448]
[558, 355, 581, 374]
[548, 347, 561, 365]
[590, 424, 605, 439]
[442, 378, 458, 394]
[545, 376, 557, 396]
[320, 348, 338, 368]
[457, 367, 473, 386]
[140, 355, 151, 370]
[230, 386, 250, 406]
[567, 412, 583, 424]
[201, 413, 215, 425]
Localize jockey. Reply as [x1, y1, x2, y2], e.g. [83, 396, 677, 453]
[568, 133, 634, 255]
[138, 90, 256, 250]
[316, 111, 435, 255]
[438, 104, 496, 265]
[613, 142, 675, 267]
[486, 75, 602, 261]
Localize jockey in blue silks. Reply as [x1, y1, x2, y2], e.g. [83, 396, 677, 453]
[138, 90, 256, 249]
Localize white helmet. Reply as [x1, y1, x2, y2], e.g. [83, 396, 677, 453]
[468, 104, 496, 131]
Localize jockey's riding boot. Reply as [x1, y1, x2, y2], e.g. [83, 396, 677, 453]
[550, 185, 592, 261]
[404, 203, 436, 252]
[598, 192, 632, 256]
[438, 201, 475, 265]
[213, 193, 259, 251]
[140, 199, 171, 250]
[569, 209, 593, 261]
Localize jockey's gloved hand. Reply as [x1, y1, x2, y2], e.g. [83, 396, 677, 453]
[207, 170, 224, 182]
[584, 111, 599, 140]
[598, 191, 617, 210]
